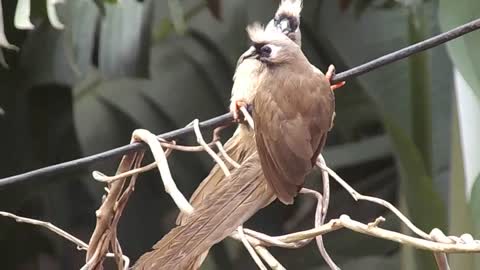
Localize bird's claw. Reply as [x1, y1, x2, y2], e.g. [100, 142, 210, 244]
[325, 64, 345, 91]
[229, 99, 249, 122]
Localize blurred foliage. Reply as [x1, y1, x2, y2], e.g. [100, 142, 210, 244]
[438, 0, 480, 269]
[0, 0, 477, 269]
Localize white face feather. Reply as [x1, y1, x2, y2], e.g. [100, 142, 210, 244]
[267, 44, 283, 60]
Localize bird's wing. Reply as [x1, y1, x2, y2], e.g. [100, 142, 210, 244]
[253, 73, 334, 204]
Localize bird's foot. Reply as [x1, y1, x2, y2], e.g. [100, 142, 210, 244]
[325, 64, 345, 91]
[229, 99, 249, 122]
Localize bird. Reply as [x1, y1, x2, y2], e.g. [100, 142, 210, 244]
[133, 22, 337, 270]
[248, 24, 336, 205]
[170, 2, 305, 267]
[176, 0, 305, 227]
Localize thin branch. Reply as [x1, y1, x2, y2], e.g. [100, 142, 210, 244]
[92, 147, 174, 183]
[301, 188, 339, 270]
[238, 226, 268, 270]
[132, 129, 194, 214]
[2, 17, 480, 187]
[0, 211, 130, 270]
[254, 246, 286, 270]
[192, 119, 230, 176]
[317, 160, 432, 240]
[0, 211, 89, 249]
[240, 106, 255, 129]
[216, 141, 241, 168]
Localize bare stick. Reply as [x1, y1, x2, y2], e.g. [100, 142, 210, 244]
[92, 125, 223, 184]
[249, 214, 480, 253]
[92, 147, 174, 183]
[430, 229, 452, 270]
[132, 129, 194, 214]
[254, 246, 286, 270]
[300, 188, 339, 270]
[240, 106, 255, 129]
[86, 151, 138, 269]
[0, 211, 130, 270]
[192, 119, 230, 176]
[337, 215, 480, 253]
[0, 211, 89, 249]
[216, 141, 241, 168]
[244, 228, 310, 248]
[316, 158, 431, 240]
[238, 226, 268, 270]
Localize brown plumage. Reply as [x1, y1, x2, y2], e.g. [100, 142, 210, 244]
[170, 3, 307, 267]
[176, 0, 305, 226]
[248, 23, 335, 204]
[133, 154, 275, 270]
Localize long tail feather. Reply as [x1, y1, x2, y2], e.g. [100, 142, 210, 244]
[134, 154, 275, 270]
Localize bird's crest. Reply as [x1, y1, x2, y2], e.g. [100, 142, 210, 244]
[246, 23, 289, 44]
[276, 0, 303, 19]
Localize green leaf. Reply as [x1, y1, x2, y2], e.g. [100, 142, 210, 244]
[311, 3, 450, 268]
[471, 174, 480, 234]
[206, 0, 222, 20]
[19, 21, 75, 87]
[470, 173, 480, 266]
[438, 0, 480, 99]
[65, 0, 99, 77]
[353, 0, 375, 17]
[447, 104, 475, 269]
[92, 0, 106, 15]
[439, 2, 480, 268]
[167, 0, 187, 35]
[0, 48, 7, 68]
[99, 0, 152, 78]
[323, 135, 392, 168]
[384, 117, 446, 230]
[407, 6, 432, 175]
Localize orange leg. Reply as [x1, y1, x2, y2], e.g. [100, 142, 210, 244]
[229, 99, 249, 121]
[325, 64, 345, 91]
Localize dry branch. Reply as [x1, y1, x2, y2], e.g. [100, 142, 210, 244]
[3, 129, 480, 270]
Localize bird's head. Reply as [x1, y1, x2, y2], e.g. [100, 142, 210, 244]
[243, 23, 303, 66]
[266, 0, 303, 46]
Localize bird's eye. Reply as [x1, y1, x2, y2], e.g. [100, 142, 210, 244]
[260, 45, 272, 56]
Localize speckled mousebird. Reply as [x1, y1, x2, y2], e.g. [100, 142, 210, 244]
[176, 0, 306, 226]
[133, 22, 339, 270]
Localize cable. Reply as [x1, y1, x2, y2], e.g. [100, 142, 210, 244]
[1, 17, 479, 188]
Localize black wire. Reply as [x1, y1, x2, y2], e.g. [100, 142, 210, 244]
[1, 18, 479, 188]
